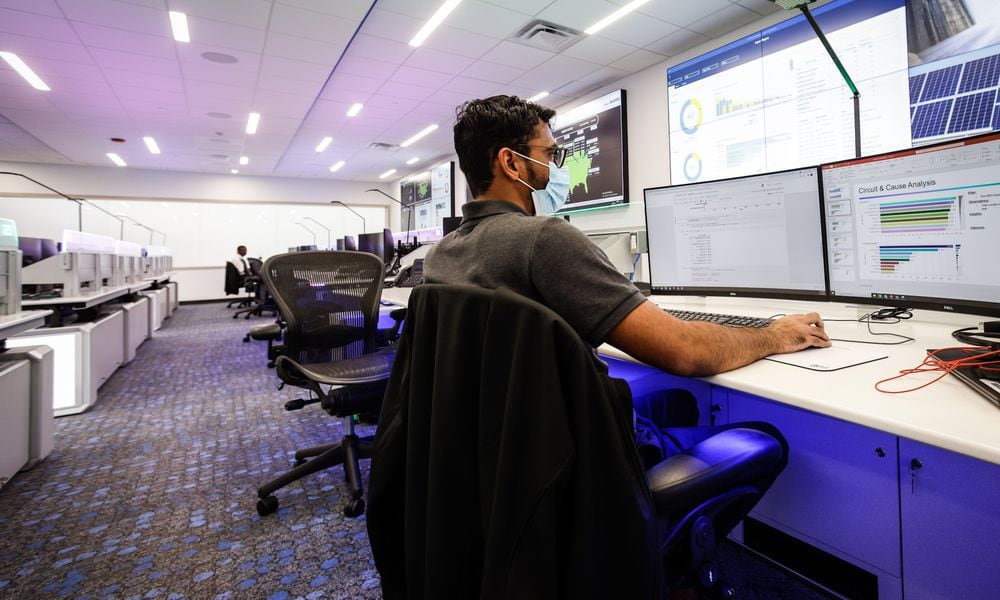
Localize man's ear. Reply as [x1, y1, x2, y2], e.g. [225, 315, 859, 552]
[496, 147, 520, 181]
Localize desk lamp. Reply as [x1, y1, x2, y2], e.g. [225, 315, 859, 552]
[769, 0, 861, 158]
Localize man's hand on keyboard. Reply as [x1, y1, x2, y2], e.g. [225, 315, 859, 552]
[768, 313, 831, 354]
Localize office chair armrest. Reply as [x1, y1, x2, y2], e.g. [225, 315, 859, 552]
[249, 322, 282, 341]
[645, 428, 785, 516]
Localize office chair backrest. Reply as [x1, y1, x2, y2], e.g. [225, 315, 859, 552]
[261, 251, 384, 364]
[368, 284, 664, 599]
[247, 257, 263, 276]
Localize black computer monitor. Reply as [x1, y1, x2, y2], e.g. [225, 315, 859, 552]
[821, 131, 1000, 317]
[343, 235, 357, 251]
[442, 216, 462, 236]
[645, 166, 828, 300]
[335, 238, 345, 251]
[382, 228, 395, 264]
[357, 232, 385, 264]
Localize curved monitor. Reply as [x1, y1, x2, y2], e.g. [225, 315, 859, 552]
[552, 89, 628, 214]
[821, 132, 1000, 316]
[645, 166, 828, 300]
[358, 232, 385, 264]
[343, 235, 357, 251]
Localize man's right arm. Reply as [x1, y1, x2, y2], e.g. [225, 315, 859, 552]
[604, 300, 831, 377]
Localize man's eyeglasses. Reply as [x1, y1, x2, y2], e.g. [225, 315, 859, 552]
[517, 144, 568, 168]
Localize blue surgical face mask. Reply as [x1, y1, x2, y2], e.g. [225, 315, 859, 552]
[512, 150, 570, 216]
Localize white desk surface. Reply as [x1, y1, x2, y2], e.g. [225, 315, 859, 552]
[22, 285, 129, 309]
[383, 286, 1000, 466]
[599, 295, 1000, 467]
[0, 310, 52, 339]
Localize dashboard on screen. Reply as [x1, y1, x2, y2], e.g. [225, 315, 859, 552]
[550, 89, 628, 213]
[400, 161, 454, 232]
[821, 132, 1000, 316]
[667, 0, 910, 184]
[645, 166, 828, 300]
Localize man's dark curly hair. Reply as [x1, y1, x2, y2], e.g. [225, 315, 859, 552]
[453, 95, 556, 198]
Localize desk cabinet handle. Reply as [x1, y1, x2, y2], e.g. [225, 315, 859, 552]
[909, 458, 923, 494]
[874, 447, 886, 458]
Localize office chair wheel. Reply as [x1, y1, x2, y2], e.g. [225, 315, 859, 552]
[256, 495, 279, 516]
[293, 458, 307, 467]
[344, 498, 365, 518]
[243, 334, 250, 342]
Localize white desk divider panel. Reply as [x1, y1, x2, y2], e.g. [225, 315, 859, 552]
[22, 252, 102, 297]
[0, 360, 31, 488]
[166, 281, 179, 313]
[0, 218, 20, 316]
[0, 345, 54, 471]
[120, 295, 150, 363]
[142, 288, 167, 331]
[8, 309, 124, 416]
[113, 240, 143, 287]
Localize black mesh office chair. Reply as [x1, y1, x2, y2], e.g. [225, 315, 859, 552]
[255, 251, 402, 518]
[367, 285, 787, 599]
[234, 257, 277, 319]
[225, 262, 256, 308]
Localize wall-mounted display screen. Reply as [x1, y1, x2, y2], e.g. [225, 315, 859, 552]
[667, 0, 910, 184]
[550, 88, 628, 213]
[400, 161, 454, 232]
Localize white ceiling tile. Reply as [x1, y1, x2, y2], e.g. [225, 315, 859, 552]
[113, 84, 187, 105]
[370, 0, 446, 20]
[375, 80, 438, 102]
[359, 8, 425, 44]
[479, 41, 554, 70]
[510, 54, 602, 90]
[13, 57, 104, 84]
[256, 74, 326, 97]
[347, 34, 414, 64]
[0, 7, 80, 42]
[100, 68, 185, 93]
[0, 93, 59, 113]
[337, 55, 402, 80]
[688, 4, 760, 38]
[609, 48, 668, 73]
[186, 17, 268, 54]
[168, 0, 272, 30]
[276, 0, 373, 20]
[176, 44, 260, 72]
[72, 22, 178, 59]
[270, 2, 359, 43]
[460, 60, 525, 84]
[555, 65, 628, 97]
[325, 72, 385, 94]
[443, 76, 501, 96]
[560, 35, 635, 66]
[253, 90, 317, 118]
[447, 1, 532, 39]
[181, 61, 259, 88]
[535, 0, 621, 32]
[89, 47, 182, 77]
[47, 78, 117, 97]
[738, 0, 782, 16]
[403, 48, 477, 75]
[480, 0, 554, 16]
[419, 25, 499, 60]
[59, 0, 168, 35]
[4, 0, 63, 17]
[594, 14, 680, 48]
[644, 28, 710, 57]
[182, 79, 254, 103]
[427, 88, 475, 109]
[364, 94, 420, 112]
[264, 32, 346, 65]
[390, 66, 454, 89]
[635, 0, 733, 27]
[0, 32, 96, 65]
[259, 56, 333, 83]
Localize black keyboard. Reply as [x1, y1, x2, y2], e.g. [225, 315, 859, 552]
[664, 309, 773, 329]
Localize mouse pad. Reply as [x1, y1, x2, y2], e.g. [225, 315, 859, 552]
[764, 345, 888, 372]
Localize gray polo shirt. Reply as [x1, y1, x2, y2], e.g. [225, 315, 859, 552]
[425, 199, 645, 346]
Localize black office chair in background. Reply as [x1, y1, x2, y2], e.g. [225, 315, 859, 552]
[234, 257, 277, 320]
[367, 285, 787, 599]
[224, 262, 255, 308]
[255, 251, 403, 518]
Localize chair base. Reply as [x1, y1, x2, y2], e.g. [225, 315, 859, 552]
[256, 432, 374, 518]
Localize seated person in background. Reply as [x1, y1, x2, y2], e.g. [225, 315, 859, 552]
[425, 95, 831, 465]
[228, 245, 250, 277]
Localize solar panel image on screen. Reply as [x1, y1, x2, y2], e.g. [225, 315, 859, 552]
[948, 90, 997, 133]
[957, 54, 1000, 94]
[911, 99, 953, 138]
[919, 64, 962, 102]
[909, 72, 926, 103]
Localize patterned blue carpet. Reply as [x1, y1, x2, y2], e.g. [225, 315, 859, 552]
[0, 303, 382, 599]
[0, 302, 834, 599]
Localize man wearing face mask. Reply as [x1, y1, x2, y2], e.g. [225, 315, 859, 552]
[425, 95, 830, 462]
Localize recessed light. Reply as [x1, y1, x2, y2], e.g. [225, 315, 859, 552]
[379, 168, 397, 179]
[206, 112, 232, 119]
[527, 91, 549, 102]
[406, 157, 420, 165]
[245, 112, 260, 134]
[107, 153, 127, 167]
[201, 51, 237, 64]
[347, 103, 363, 117]
[168, 11, 190, 42]
[409, 0, 463, 47]
[584, 0, 652, 35]
[330, 161, 345, 172]
[400, 124, 438, 148]
[142, 136, 161, 154]
[231, 169, 239, 174]
[0, 52, 50, 91]
[315, 136, 333, 152]
[239, 155, 249, 166]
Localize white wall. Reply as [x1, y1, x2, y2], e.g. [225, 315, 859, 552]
[0, 160, 397, 300]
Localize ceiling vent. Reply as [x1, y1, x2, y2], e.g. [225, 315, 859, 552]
[367, 142, 399, 150]
[510, 19, 583, 52]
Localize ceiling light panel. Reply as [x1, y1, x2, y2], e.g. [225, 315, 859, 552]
[0, 52, 51, 91]
[106, 152, 127, 167]
[245, 112, 260, 134]
[409, 0, 463, 47]
[142, 136, 161, 154]
[169, 11, 190, 42]
[400, 124, 439, 148]
[315, 136, 333, 152]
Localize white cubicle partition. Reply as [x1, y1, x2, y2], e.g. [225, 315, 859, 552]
[142, 288, 167, 331]
[0, 360, 31, 487]
[8, 310, 124, 416]
[0, 345, 54, 472]
[166, 281, 179, 312]
[120, 295, 150, 363]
